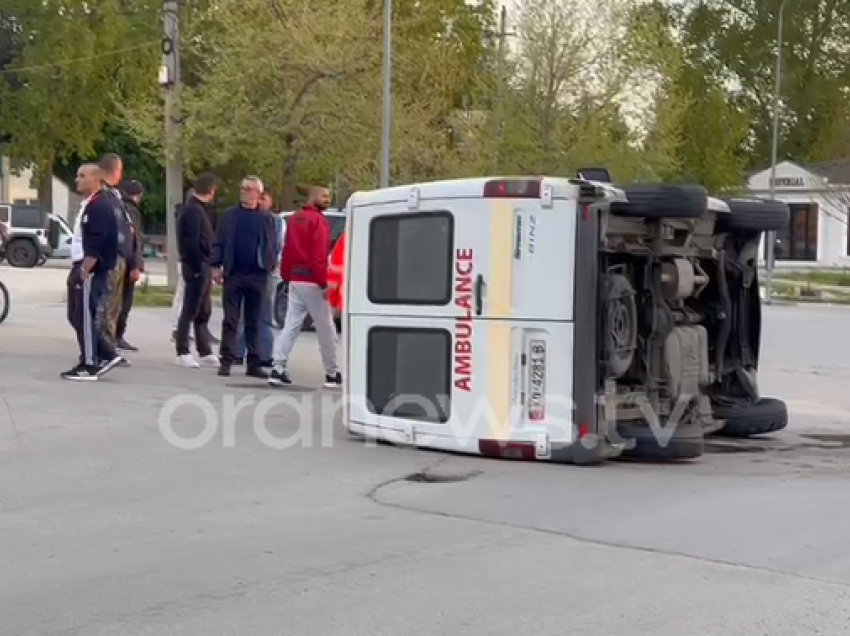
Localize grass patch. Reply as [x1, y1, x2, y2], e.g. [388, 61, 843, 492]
[769, 281, 850, 305]
[775, 269, 850, 287]
[133, 284, 221, 308]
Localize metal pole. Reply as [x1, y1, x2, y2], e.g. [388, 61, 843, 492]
[163, 0, 183, 288]
[765, 0, 790, 305]
[492, 5, 508, 173]
[379, 0, 392, 189]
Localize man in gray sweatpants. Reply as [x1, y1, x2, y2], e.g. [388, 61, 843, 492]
[268, 186, 341, 388]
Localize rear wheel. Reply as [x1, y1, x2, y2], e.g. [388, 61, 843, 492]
[6, 238, 38, 268]
[613, 184, 708, 219]
[615, 421, 704, 460]
[713, 397, 788, 438]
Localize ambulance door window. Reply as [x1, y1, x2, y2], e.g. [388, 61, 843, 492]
[368, 211, 453, 305]
[367, 326, 451, 423]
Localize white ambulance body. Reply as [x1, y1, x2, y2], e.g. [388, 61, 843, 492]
[343, 177, 607, 463]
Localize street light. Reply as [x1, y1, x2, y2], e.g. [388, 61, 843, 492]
[764, 0, 793, 305]
[379, 0, 391, 189]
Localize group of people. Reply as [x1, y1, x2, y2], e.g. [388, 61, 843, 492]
[63, 157, 343, 389]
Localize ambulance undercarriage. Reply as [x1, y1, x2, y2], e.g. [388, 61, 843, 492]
[594, 186, 789, 460]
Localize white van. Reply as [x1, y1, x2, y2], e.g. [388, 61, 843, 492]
[342, 176, 790, 464]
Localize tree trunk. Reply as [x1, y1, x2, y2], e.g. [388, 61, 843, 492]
[37, 160, 54, 214]
[281, 133, 300, 211]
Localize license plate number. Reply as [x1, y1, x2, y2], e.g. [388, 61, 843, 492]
[528, 340, 546, 420]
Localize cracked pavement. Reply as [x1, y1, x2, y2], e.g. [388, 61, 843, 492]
[2, 278, 850, 634]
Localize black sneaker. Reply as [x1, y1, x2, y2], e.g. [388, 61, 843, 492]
[246, 366, 268, 379]
[267, 368, 292, 387]
[98, 355, 126, 376]
[217, 364, 231, 377]
[324, 372, 343, 388]
[116, 338, 138, 352]
[61, 363, 99, 382]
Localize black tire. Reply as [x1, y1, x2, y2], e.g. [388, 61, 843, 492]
[6, 239, 38, 268]
[37, 254, 47, 266]
[615, 422, 704, 460]
[0, 280, 9, 324]
[717, 198, 789, 233]
[613, 184, 708, 219]
[713, 397, 788, 438]
[302, 315, 315, 331]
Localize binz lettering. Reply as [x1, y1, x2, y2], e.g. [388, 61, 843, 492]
[454, 249, 474, 392]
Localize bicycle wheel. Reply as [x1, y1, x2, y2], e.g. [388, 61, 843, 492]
[0, 280, 9, 325]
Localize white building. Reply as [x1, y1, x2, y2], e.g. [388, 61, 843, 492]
[0, 156, 81, 222]
[747, 160, 850, 266]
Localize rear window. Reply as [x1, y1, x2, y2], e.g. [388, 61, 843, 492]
[368, 211, 453, 305]
[11, 205, 46, 229]
[367, 327, 451, 423]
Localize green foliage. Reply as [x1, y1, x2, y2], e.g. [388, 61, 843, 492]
[0, 0, 160, 172]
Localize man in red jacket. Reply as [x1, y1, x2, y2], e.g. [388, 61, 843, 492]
[268, 186, 341, 388]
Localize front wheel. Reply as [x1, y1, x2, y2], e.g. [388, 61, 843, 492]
[0, 280, 10, 324]
[5, 238, 38, 268]
[713, 397, 788, 438]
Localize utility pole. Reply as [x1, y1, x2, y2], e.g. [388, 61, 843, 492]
[492, 5, 514, 173]
[161, 0, 182, 288]
[764, 0, 793, 305]
[379, 0, 392, 188]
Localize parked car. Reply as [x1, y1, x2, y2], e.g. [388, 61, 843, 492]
[0, 203, 52, 267]
[273, 208, 346, 331]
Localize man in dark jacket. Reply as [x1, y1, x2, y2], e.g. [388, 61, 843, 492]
[61, 163, 124, 381]
[98, 153, 137, 359]
[175, 173, 219, 367]
[268, 186, 341, 388]
[211, 175, 277, 377]
[115, 180, 145, 351]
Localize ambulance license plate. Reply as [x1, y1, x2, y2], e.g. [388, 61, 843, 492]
[528, 340, 546, 420]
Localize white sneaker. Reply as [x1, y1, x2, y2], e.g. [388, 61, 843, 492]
[176, 354, 200, 368]
[198, 354, 220, 367]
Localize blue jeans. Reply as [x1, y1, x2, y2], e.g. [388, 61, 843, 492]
[235, 276, 277, 362]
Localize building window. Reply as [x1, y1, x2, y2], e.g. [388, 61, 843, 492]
[367, 327, 451, 423]
[770, 203, 818, 261]
[368, 211, 454, 305]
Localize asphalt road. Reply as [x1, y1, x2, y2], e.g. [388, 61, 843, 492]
[2, 293, 850, 635]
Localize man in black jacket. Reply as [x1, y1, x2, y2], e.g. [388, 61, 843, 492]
[211, 175, 277, 377]
[115, 180, 145, 351]
[175, 173, 219, 367]
[62, 163, 124, 381]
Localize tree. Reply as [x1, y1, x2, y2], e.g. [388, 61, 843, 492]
[0, 0, 160, 209]
[673, 0, 850, 169]
[123, 0, 497, 205]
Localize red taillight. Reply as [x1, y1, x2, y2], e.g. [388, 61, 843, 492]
[581, 205, 591, 221]
[578, 422, 589, 438]
[483, 179, 541, 198]
[478, 440, 537, 460]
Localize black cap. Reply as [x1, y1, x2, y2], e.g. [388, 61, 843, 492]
[121, 180, 144, 197]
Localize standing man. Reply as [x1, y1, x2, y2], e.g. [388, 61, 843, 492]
[269, 186, 342, 388]
[115, 180, 145, 351]
[235, 187, 281, 365]
[211, 175, 277, 378]
[98, 153, 137, 360]
[61, 163, 124, 381]
[175, 173, 219, 368]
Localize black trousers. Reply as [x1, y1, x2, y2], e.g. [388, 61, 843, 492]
[219, 270, 267, 367]
[67, 264, 116, 366]
[175, 263, 213, 357]
[115, 267, 135, 340]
